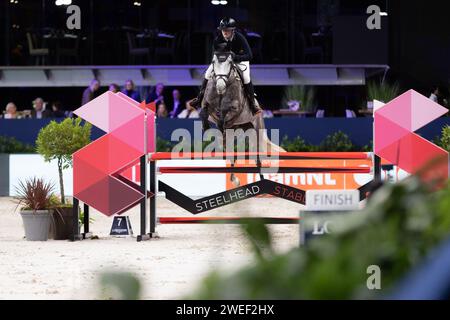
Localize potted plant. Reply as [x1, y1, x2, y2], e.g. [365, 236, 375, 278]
[79, 210, 95, 234]
[47, 194, 79, 240]
[36, 118, 91, 240]
[15, 177, 55, 241]
[367, 80, 400, 108]
[282, 85, 316, 113]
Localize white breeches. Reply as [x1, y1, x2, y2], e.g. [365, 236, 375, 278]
[205, 61, 251, 84]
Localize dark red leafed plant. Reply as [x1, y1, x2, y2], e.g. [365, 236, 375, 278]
[15, 177, 55, 212]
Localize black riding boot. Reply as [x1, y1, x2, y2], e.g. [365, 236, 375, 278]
[244, 82, 262, 115]
[190, 79, 208, 108]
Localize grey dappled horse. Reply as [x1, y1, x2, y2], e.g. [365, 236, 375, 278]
[200, 52, 284, 185]
[200, 51, 283, 151]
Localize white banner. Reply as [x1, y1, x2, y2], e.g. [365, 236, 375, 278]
[306, 189, 360, 211]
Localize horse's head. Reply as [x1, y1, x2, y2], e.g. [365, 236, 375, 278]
[212, 51, 233, 96]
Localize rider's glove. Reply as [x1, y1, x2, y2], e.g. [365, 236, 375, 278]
[230, 51, 236, 61]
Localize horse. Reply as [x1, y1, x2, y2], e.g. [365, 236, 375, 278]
[199, 51, 285, 185]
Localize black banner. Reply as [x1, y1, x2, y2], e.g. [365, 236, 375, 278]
[159, 179, 306, 214]
[159, 180, 375, 215]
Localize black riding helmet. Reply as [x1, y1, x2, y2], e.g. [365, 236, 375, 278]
[218, 17, 236, 30]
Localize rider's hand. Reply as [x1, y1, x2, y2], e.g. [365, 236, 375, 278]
[230, 51, 236, 61]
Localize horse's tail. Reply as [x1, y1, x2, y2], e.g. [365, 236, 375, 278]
[254, 109, 286, 153]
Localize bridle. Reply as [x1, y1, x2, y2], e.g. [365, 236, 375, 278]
[212, 53, 236, 90]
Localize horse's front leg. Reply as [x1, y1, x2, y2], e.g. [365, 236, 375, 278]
[221, 130, 240, 187]
[218, 105, 231, 132]
[199, 106, 210, 131]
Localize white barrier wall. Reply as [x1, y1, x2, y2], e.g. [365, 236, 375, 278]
[5, 154, 408, 197]
[157, 160, 226, 196]
[7, 155, 226, 197]
[9, 154, 74, 197]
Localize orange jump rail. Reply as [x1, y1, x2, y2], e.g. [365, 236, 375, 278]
[158, 166, 371, 174]
[150, 152, 372, 161]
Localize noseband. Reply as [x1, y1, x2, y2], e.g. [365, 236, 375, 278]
[212, 57, 235, 90]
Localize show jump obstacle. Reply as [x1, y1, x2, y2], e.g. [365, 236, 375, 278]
[71, 90, 449, 241]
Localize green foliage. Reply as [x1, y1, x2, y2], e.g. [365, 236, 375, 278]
[319, 131, 356, 152]
[156, 136, 173, 152]
[36, 118, 91, 204]
[193, 139, 217, 152]
[49, 194, 89, 227]
[99, 272, 141, 300]
[190, 178, 450, 299]
[36, 118, 91, 168]
[281, 132, 361, 152]
[438, 125, 450, 152]
[14, 177, 55, 211]
[367, 81, 400, 103]
[282, 86, 316, 112]
[362, 140, 373, 152]
[78, 211, 94, 226]
[281, 135, 317, 152]
[0, 135, 35, 153]
[48, 194, 64, 208]
[240, 219, 274, 261]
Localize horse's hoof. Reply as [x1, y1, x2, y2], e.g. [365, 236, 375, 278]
[231, 175, 240, 187]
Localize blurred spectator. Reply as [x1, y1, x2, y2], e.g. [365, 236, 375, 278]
[31, 98, 52, 119]
[156, 102, 169, 118]
[82, 79, 100, 105]
[147, 82, 165, 106]
[3, 102, 18, 119]
[169, 89, 185, 118]
[177, 100, 200, 119]
[109, 83, 120, 93]
[262, 110, 274, 118]
[429, 86, 439, 103]
[51, 101, 66, 118]
[122, 79, 141, 102]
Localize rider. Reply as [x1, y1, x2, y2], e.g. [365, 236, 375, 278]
[190, 17, 262, 115]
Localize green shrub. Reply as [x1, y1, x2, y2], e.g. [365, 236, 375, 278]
[319, 131, 355, 152]
[362, 140, 373, 152]
[438, 125, 450, 152]
[0, 135, 35, 153]
[156, 132, 370, 153]
[281, 135, 316, 152]
[190, 177, 450, 299]
[99, 272, 141, 300]
[36, 118, 91, 204]
[367, 81, 401, 103]
[156, 136, 173, 152]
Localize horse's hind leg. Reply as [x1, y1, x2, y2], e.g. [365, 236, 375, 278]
[255, 125, 265, 182]
[254, 112, 286, 153]
[230, 171, 240, 187]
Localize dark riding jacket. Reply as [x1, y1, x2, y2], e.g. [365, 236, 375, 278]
[213, 31, 253, 62]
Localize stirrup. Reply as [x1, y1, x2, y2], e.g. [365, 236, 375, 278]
[190, 98, 200, 108]
[252, 107, 262, 115]
[249, 101, 262, 115]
